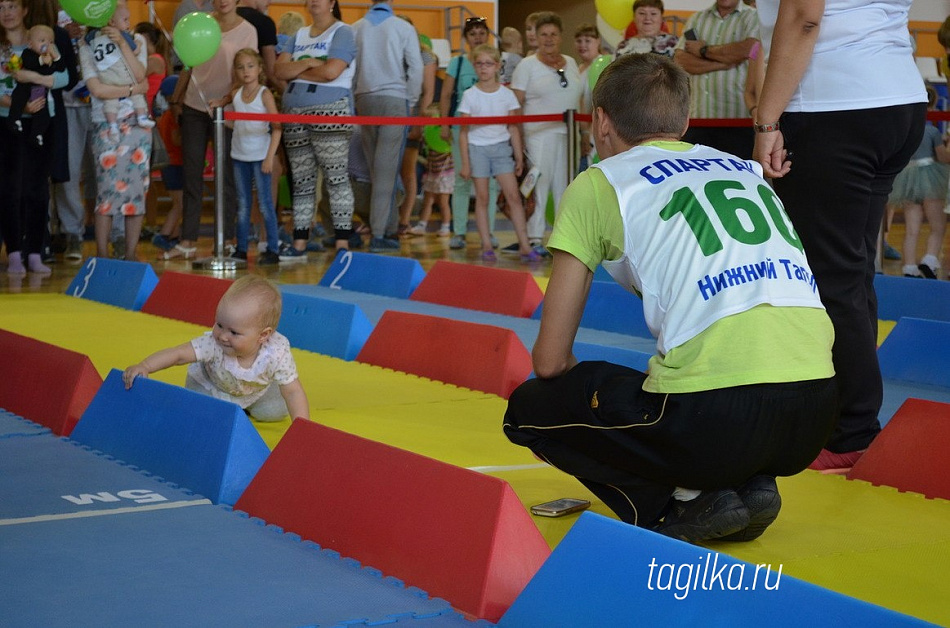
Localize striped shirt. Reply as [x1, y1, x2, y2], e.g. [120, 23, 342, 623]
[676, 3, 759, 119]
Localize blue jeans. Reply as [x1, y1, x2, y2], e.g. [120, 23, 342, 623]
[233, 159, 279, 254]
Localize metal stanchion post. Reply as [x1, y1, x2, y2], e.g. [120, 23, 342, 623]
[192, 106, 246, 271]
[565, 109, 579, 185]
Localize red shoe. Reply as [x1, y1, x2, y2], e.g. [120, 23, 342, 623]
[807, 448, 866, 475]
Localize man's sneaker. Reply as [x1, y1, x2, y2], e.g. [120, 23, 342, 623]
[258, 250, 279, 265]
[655, 489, 750, 544]
[807, 448, 866, 475]
[501, 242, 520, 255]
[490, 235, 499, 249]
[448, 235, 466, 250]
[369, 237, 400, 253]
[231, 250, 247, 260]
[65, 236, 83, 261]
[533, 244, 551, 258]
[718, 476, 781, 542]
[278, 245, 308, 263]
[306, 238, 325, 252]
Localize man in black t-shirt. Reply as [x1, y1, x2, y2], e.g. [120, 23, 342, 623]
[237, 0, 279, 87]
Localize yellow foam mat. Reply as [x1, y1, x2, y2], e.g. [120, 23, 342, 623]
[1, 294, 947, 625]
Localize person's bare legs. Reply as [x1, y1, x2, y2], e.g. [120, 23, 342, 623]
[398, 144, 420, 229]
[473, 177, 493, 252]
[124, 214, 144, 261]
[95, 214, 112, 258]
[497, 171, 532, 254]
[901, 202, 922, 267]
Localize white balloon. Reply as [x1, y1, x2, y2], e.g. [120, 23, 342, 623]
[596, 14, 623, 50]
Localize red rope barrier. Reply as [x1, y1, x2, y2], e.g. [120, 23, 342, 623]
[223, 110, 950, 127]
[224, 111, 564, 126]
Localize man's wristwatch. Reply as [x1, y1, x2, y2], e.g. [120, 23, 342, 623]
[699, 45, 709, 59]
[753, 121, 781, 133]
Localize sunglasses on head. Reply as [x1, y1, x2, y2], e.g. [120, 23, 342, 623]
[465, 16, 487, 30]
[556, 68, 568, 88]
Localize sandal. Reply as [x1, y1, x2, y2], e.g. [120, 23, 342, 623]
[160, 244, 197, 260]
[481, 250, 497, 262]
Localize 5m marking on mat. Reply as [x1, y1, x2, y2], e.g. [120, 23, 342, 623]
[61, 490, 168, 505]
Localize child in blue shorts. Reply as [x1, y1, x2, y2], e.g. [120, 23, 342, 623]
[458, 45, 539, 262]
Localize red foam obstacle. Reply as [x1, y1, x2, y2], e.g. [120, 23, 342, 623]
[849, 398, 950, 500]
[409, 260, 543, 318]
[140, 271, 233, 327]
[0, 329, 102, 436]
[234, 420, 551, 622]
[355, 310, 532, 398]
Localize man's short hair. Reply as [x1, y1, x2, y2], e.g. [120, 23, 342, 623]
[592, 54, 689, 145]
[633, 0, 665, 13]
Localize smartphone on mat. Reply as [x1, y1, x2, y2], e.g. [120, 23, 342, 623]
[684, 29, 697, 41]
[530, 498, 591, 518]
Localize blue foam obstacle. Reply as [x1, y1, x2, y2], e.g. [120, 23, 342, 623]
[318, 250, 426, 299]
[878, 317, 950, 389]
[70, 370, 270, 505]
[66, 257, 159, 311]
[498, 512, 930, 627]
[278, 291, 373, 361]
[593, 265, 612, 282]
[875, 274, 950, 322]
[533, 280, 653, 338]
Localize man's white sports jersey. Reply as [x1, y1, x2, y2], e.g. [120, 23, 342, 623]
[594, 143, 825, 355]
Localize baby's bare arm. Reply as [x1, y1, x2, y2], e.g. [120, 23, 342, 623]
[123, 342, 197, 389]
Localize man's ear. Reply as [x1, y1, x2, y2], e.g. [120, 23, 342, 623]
[594, 106, 610, 140]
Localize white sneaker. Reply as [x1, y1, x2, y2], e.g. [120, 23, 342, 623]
[107, 124, 120, 143]
[137, 115, 155, 129]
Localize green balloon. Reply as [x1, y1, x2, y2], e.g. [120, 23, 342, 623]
[588, 54, 612, 91]
[423, 124, 451, 154]
[173, 12, 222, 68]
[60, 0, 116, 27]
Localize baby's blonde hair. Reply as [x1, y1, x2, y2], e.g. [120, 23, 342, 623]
[220, 275, 283, 330]
[29, 24, 54, 41]
[277, 11, 305, 37]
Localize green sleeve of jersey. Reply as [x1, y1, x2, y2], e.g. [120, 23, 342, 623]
[547, 168, 626, 272]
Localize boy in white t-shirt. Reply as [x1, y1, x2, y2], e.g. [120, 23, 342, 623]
[458, 45, 538, 262]
[504, 54, 838, 544]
